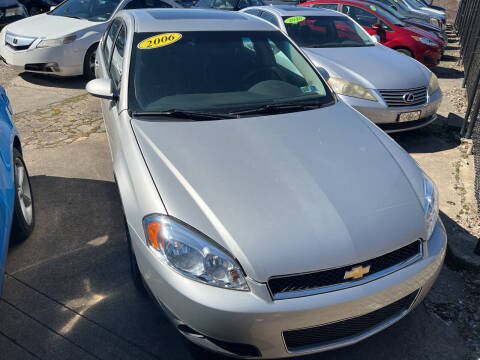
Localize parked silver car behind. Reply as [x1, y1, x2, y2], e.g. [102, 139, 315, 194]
[87, 9, 446, 358]
[241, 6, 442, 132]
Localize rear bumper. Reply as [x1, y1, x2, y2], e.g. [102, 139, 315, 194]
[134, 219, 447, 358]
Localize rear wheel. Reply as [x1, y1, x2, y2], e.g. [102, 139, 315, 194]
[11, 149, 34, 243]
[395, 48, 413, 57]
[83, 44, 98, 80]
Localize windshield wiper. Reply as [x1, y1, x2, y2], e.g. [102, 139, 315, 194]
[132, 109, 238, 120]
[230, 101, 327, 116]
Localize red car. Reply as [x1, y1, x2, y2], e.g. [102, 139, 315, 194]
[298, 0, 441, 67]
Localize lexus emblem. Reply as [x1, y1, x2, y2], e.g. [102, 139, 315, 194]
[12, 38, 17, 44]
[403, 92, 415, 103]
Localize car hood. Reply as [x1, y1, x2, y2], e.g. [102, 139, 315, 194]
[132, 102, 427, 282]
[303, 45, 429, 90]
[404, 24, 440, 41]
[5, 13, 99, 38]
[404, 18, 441, 33]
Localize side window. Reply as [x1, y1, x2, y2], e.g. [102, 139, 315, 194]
[312, 3, 338, 10]
[124, 0, 172, 9]
[260, 11, 279, 27]
[245, 9, 261, 16]
[109, 25, 126, 88]
[342, 5, 379, 28]
[103, 19, 122, 62]
[249, 0, 263, 5]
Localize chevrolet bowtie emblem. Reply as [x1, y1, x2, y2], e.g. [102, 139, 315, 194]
[344, 265, 371, 280]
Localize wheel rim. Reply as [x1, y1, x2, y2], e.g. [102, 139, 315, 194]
[15, 159, 33, 226]
[88, 50, 96, 76]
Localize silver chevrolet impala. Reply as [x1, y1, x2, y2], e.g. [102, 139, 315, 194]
[87, 8, 446, 358]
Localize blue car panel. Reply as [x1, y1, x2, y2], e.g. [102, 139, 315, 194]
[0, 85, 18, 293]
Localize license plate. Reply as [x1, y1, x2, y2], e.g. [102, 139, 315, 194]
[399, 111, 421, 122]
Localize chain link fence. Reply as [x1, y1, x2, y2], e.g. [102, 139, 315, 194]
[455, 0, 480, 139]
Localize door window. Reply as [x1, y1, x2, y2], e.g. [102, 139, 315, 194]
[103, 19, 122, 62]
[109, 25, 126, 88]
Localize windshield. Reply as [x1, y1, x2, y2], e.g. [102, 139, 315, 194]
[129, 31, 334, 115]
[367, 4, 405, 26]
[374, 2, 406, 20]
[50, 0, 121, 22]
[283, 15, 374, 48]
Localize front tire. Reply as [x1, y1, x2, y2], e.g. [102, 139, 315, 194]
[125, 216, 146, 293]
[11, 149, 34, 243]
[83, 44, 98, 80]
[395, 48, 413, 57]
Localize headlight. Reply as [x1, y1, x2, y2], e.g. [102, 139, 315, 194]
[328, 77, 377, 102]
[423, 174, 439, 240]
[5, 6, 23, 16]
[143, 214, 249, 291]
[411, 35, 438, 47]
[430, 18, 440, 27]
[428, 72, 440, 95]
[37, 35, 76, 48]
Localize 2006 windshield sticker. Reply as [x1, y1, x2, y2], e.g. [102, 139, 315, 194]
[138, 33, 182, 49]
[284, 16, 306, 24]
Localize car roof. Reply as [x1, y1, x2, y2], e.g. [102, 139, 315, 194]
[249, 5, 342, 17]
[124, 9, 276, 32]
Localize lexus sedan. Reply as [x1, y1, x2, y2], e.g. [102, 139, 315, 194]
[0, 0, 181, 78]
[0, 86, 35, 294]
[87, 9, 446, 358]
[242, 6, 441, 132]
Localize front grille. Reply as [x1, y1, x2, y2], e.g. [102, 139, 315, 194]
[378, 87, 427, 107]
[283, 290, 419, 352]
[5, 43, 30, 51]
[268, 240, 421, 299]
[4, 32, 34, 52]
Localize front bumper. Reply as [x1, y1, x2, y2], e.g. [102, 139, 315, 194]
[133, 219, 447, 358]
[0, 37, 83, 76]
[341, 88, 442, 133]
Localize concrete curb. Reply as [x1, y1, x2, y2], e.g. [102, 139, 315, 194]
[446, 229, 480, 271]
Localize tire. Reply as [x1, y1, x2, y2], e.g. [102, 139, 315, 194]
[11, 148, 34, 243]
[395, 48, 413, 57]
[125, 215, 147, 294]
[83, 44, 98, 80]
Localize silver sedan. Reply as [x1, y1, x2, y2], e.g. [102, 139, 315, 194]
[87, 8, 446, 358]
[241, 6, 442, 132]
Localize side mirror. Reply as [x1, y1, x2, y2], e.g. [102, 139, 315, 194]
[316, 67, 330, 80]
[86, 78, 116, 100]
[371, 34, 380, 43]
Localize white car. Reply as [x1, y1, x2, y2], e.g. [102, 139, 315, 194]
[0, 0, 181, 78]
